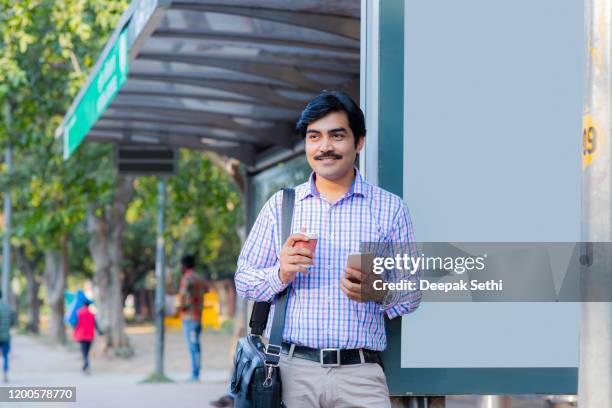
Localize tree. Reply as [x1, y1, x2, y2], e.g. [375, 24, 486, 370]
[87, 173, 135, 355]
[13, 242, 43, 333]
[0, 0, 128, 343]
[129, 150, 243, 283]
[0, 1, 244, 351]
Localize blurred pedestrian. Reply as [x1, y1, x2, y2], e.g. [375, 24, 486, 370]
[0, 290, 16, 383]
[178, 254, 208, 382]
[66, 289, 91, 328]
[73, 299, 103, 374]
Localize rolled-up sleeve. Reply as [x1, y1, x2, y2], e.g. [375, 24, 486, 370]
[380, 200, 422, 318]
[235, 193, 289, 302]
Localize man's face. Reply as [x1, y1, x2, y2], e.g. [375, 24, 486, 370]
[304, 111, 364, 181]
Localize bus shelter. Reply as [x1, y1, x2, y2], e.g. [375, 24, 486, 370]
[59, 0, 594, 404]
[57, 0, 360, 388]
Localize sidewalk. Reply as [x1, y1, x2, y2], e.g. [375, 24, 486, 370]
[4, 325, 233, 407]
[1, 327, 565, 408]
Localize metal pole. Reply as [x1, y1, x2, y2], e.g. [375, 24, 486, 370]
[2, 144, 12, 301]
[580, 0, 612, 406]
[154, 178, 167, 376]
[478, 396, 511, 408]
[242, 172, 255, 336]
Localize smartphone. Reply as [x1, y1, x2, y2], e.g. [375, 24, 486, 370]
[346, 253, 374, 282]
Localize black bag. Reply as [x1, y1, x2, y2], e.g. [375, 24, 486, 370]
[231, 188, 294, 408]
[231, 335, 283, 407]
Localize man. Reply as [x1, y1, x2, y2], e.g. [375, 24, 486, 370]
[178, 255, 208, 382]
[0, 291, 16, 383]
[235, 91, 421, 408]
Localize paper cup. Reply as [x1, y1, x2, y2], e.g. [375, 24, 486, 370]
[294, 232, 318, 255]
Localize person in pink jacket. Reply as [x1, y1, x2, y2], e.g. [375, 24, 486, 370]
[73, 301, 103, 374]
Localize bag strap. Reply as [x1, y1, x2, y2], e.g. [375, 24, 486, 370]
[248, 301, 269, 335]
[264, 188, 294, 366]
[249, 188, 295, 335]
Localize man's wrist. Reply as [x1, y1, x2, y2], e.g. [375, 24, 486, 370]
[267, 264, 289, 293]
[278, 267, 287, 284]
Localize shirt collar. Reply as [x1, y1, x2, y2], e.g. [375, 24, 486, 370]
[297, 167, 367, 201]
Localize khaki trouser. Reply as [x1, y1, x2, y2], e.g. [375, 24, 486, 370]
[279, 350, 391, 408]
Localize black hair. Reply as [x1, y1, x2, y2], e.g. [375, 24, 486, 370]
[181, 254, 195, 269]
[296, 90, 366, 147]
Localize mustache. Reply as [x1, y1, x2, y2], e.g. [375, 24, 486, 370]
[314, 151, 343, 160]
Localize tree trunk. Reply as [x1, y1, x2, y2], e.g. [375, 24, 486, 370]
[205, 152, 244, 191]
[26, 275, 41, 333]
[87, 176, 134, 357]
[15, 247, 42, 333]
[43, 247, 67, 343]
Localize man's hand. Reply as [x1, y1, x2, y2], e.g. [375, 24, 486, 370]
[341, 265, 386, 303]
[279, 233, 314, 284]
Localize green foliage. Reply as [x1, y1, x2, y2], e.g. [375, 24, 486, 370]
[0, 0, 243, 313]
[0, 0, 128, 319]
[0, 0, 128, 147]
[0, 1, 128, 343]
[0, 0, 127, 254]
[128, 150, 243, 282]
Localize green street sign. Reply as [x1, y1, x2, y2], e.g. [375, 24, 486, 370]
[63, 28, 129, 159]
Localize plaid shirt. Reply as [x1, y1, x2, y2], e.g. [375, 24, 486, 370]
[235, 168, 421, 351]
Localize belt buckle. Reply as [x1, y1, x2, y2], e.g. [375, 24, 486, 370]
[320, 348, 341, 367]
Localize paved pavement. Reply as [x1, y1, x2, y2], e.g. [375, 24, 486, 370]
[1, 325, 233, 407]
[0, 327, 573, 408]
